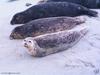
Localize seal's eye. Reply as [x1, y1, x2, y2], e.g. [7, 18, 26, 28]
[16, 15, 22, 20]
[24, 39, 26, 42]
[28, 40, 32, 43]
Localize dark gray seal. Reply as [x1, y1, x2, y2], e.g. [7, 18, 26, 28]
[23, 28, 88, 57]
[10, 16, 85, 39]
[38, 0, 100, 8]
[10, 2, 97, 25]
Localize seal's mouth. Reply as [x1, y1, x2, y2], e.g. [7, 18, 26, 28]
[24, 43, 37, 56]
[24, 43, 29, 48]
[10, 20, 26, 25]
[10, 32, 24, 39]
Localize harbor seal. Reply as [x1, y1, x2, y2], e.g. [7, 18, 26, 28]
[10, 2, 97, 25]
[10, 16, 85, 39]
[23, 28, 88, 57]
[38, 0, 100, 8]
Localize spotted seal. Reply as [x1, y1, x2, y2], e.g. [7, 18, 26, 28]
[10, 2, 97, 25]
[10, 16, 85, 39]
[23, 28, 88, 57]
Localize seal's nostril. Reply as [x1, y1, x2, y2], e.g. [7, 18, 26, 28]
[11, 21, 13, 24]
[25, 43, 27, 45]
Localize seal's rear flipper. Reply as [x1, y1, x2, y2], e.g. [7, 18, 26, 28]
[87, 10, 98, 17]
[80, 28, 89, 36]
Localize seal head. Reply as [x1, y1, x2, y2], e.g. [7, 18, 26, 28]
[23, 37, 46, 57]
[10, 26, 26, 39]
[10, 13, 32, 25]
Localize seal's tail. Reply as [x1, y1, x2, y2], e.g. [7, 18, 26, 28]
[86, 9, 98, 17]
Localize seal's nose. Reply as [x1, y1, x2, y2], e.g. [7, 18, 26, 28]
[24, 43, 28, 47]
[10, 20, 14, 25]
[9, 34, 14, 40]
[24, 43, 27, 46]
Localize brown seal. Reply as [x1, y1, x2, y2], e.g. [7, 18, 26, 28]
[10, 16, 85, 39]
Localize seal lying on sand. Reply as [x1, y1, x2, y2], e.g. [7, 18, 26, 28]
[38, 0, 100, 8]
[10, 16, 85, 39]
[10, 2, 97, 25]
[23, 28, 88, 57]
